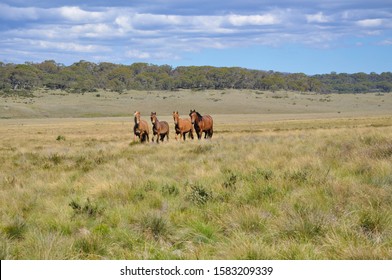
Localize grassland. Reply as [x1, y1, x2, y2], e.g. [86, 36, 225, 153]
[1, 89, 391, 119]
[0, 90, 391, 259]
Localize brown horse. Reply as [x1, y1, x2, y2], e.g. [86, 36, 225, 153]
[189, 109, 213, 139]
[150, 112, 169, 143]
[133, 111, 149, 143]
[172, 111, 194, 141]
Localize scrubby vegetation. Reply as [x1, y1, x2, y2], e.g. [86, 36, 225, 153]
[1, 60, 391, 94]
[0, 116, 391, 259]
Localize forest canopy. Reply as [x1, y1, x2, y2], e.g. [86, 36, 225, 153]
[1, 60, 391, 94]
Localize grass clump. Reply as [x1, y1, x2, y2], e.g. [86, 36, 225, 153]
[187, 220, 220, 244]
[187, 183, 212, 206]
[140, 213, 170, 239]
[56, 135, 66, 141]
[160, 183, 179, 197]
[69, 198, 105, 218]
[222, 170, 238, 189]
[2, 216, 27, 240]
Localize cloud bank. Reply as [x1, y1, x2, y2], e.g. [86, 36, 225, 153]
[0, 1, 391, 72]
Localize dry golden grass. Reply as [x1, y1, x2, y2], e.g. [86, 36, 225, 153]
[0, 112, 391, 259]
[1, 89, 392, 119]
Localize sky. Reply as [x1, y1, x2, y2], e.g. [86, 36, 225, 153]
[0, 0, 391, 74]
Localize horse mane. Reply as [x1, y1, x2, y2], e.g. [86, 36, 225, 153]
[196, 111, 203, 120]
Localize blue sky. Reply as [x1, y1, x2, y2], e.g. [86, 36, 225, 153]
[0, 1, 391, 74]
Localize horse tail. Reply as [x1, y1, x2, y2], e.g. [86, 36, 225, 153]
[207, 115, 213, 123]
[164, 121, 170, 134]
[142, 120, 150, 142]
[210, 116, 213, 138]
[163, 121, 169, 141]
[189, 123, 194, 139]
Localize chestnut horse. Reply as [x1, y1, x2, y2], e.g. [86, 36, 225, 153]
[133, 111, 149, 143]
[172, 111, 194, 141]
[189, 110, 213, 139]
[150, 112, 169, 143]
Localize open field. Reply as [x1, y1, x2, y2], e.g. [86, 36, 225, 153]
[1, 89, 392, 119]
[0, 90, 391, 259]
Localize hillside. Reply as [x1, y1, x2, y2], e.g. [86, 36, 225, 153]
[1, 89, 391, 119]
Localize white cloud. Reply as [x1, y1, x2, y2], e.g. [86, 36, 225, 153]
[356, 18, 383, 27]
[227, 14, 281, 26]
[56, 6, 105, 22]
[1, 2, 392, 67]
[0, 4, 109, 23]
[306, 12, 330, 23]
[134, 14, 183, 27]
[379, 39, 392, 45]
[126, 50, 151, 59]
[115, 16, 134, 32]
[71, 24, 114, 38]
[24, 39, 109, 52]
[114, 12, 283, 34]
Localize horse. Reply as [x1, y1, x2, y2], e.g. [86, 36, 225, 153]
[133, 111, 149, 143]
[172, 111, 194, 141]
[189, 109, 213, 139]
[150, 112, 169, 143]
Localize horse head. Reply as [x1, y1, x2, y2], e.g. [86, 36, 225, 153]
[150, 112, 157, 124]
[173, 111, 179, 125]
[134, 111, 141, 124]
[189, 109, 197, 124]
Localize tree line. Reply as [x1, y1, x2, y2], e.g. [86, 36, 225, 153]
[0, 60, 391, 94]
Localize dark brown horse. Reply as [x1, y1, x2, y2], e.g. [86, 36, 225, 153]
[172, 111, 194, 141]
[133, 111, 149, 143]
[150, 112, 169, 143]
[189, 110, 213, 139]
